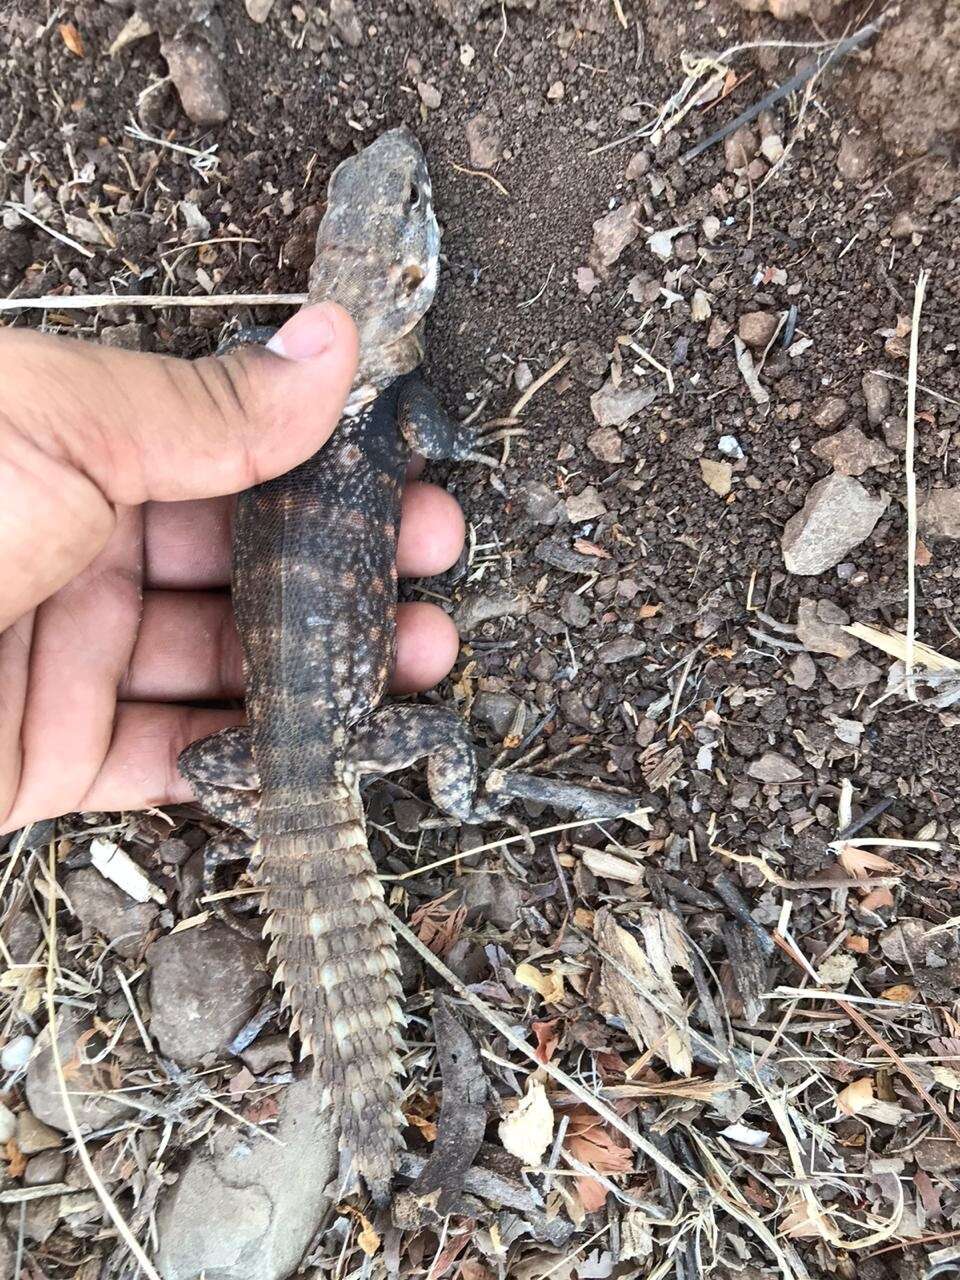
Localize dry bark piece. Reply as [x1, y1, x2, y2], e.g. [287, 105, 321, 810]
[747, 752, 802, 783]
[595, 906, 693, 1075]
[588, 202, 640, 272]
[410, 1000, 487, 1209]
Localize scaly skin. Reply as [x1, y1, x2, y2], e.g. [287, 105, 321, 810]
[180, 129, 493, 1202]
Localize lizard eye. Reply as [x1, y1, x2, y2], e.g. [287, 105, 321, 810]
[407, 181, 421, 210]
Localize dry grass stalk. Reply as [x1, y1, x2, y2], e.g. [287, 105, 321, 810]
[904, 269, 929, 699]
[0, 292, 308, 312]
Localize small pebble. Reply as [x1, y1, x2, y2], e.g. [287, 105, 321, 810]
[546, 80, 564, 100]
[417, 81, 441, 109]
[718, 435, 744, 460]
[1, 1032, 34, 1072]
[738, 311, 778, 349]
[0, 1101, 15, 1143]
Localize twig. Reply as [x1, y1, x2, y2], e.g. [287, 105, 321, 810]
[904, 269, 929, 700]
[0, 292, 308, 313]
[869, 368, 960, 410]
[678, 23, 880, 166]
[4, 202, 95, 259]
[43, 846, 163, 1280]
[510, 352, 572, 417]
[450, 162, 509, 198]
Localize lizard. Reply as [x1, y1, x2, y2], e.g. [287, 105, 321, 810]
[177, 127, 506, 1204]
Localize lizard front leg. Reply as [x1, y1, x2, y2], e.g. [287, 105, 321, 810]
[398, 377, 522, 467]
[178, 727, 262, 934]
[347, 705, 503, 823]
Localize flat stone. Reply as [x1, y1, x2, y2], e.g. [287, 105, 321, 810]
[597, 636, 646, 664]
[522, 480, 565, 526]
[156, 1076, 338, 1280]
[464, 113, 501, 168]
[862, 372, 891, 426]
[811, 396, 847, 430]
[100, 322, 152, 352]
[26, 1010, 131, 1134]
[590, 379, 655, 427]
[161, 31, 229, 126]
[625, 149, 650, 180]
[919, 489, 960, 540]
[473, 692, 526, 738]
[882, 417, 909, 451]
[589, 202, 640, 272]
[239, 1035, 293, 1076]
[789, 652, 817, 689]
[244, 0, 276, 23]
[65, 867, 159, 959]
[454, 592, 528, 634]
[565, 486, 606, 523]
[417, 81, 442, 109]
[147, 924, 269, 1067]
[914, 1138, 960, 1174]
[456, 868, 524, 931]
[706, 317, 732, 349]
[528, 650, 558, 682]
[24, 1149, 68, 1186]
[823, 656, 883, 690]
[747, 752, 802, 783]
[737, 311, 778, 349]
[836, 131, 877, 181]
[560, 591, 591, 628]
[587, 426, 624, 464]
[811, 425, 894, 476]
[781, 476, 888, 576]
[17, 1110, 63, 1154]
[330, 0, 363, 45]
[795, 598, 858, 659]
[724, 125, 757, 172]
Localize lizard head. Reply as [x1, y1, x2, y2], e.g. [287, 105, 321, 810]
[308, 126, 440, 409]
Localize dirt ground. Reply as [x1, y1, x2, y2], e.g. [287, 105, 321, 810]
[2, 1, 960, 1278]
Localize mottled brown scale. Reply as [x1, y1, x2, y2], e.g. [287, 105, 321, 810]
[179, 128, 498, 1204]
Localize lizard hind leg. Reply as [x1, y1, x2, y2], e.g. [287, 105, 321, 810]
[347, 704, 503, 823]
[397, 377, 502, 468]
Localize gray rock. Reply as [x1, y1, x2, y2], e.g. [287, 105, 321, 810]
[244, 0, 276, 23]
[590, 379, 656, 427]
[522, 480, 565, 526]
[456, 868, 524, 931]
[882, 416, 908, 451]
[737, 311, 778, 349]
[27, 1010, 132, 1134]
[811, 396, 847, 430]
[17, 1110, 63, 1153]
[156, 1076, 338, 1280]
[161, 30, 229, 126]
[0, 1228, 12, 1277]
[597, 636, 646, 664]
[454, 592, 528, 634]
[239, 1035, 293, 1076]
[795, 598, 858, 659]
[473, 692, 526, 738]
[565, 486, 606, 523]
[465, 113, 501, 169]
[836, 131, 877, 181]
[789, 651, 817, 689]
[747, 752, 802, 784]
[862, 372, 891, 426]
[781, 476, 888, 576]
[919, 489, 960, 540]
[528, 650, 558, 682]
[330, 0, 362, 45]
[724, 125, 757, 172]
[1, 908, 42, 963]
[560, 591, 591, 628]
[625, 149, 650, 180]
[824, 655, 882, 690]
[588, 202, 640, 272]
[417, 81, 442, 109]
[147, 925, 269, 1067]
[65, 867, 159, 958]
[810, 425, 894, 476]
[24, 1149, 67, 1185]
[100, 321, 152, 352]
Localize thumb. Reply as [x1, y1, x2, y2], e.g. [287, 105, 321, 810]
[0, 304, 357, 627]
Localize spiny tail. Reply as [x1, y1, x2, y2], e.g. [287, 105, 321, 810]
[256, 794, 405, 1202]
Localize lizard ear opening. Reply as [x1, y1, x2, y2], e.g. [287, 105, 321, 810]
[400, 265, 425, 296]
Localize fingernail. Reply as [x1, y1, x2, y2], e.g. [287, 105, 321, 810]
[266, 304, 338, 360]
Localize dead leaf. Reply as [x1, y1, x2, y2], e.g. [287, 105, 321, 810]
[780, 1198, 835, 1240]
[572, 537, 611, 559]
[699, 458, 733, 497]
[410, 893, 467, 957]
[4, 1139, 26, 1179]
[837, 1076, 874, 1116]
[515, 962, 565, 1004]
[58, 21, 85, 56]
[880, 983, 917, 1003]
[845, 935, 870, 954]
[595, 907, 692, 1076]
[498, 1080, 554, 1164]
[838, 844, 900, 879]
[565, 1105, 633, 1212]
[915, 537, 933, 566]
[859, 886, 894, 912]
[338, 1204, 381, 1256]
[532, 1018, 561, 1064]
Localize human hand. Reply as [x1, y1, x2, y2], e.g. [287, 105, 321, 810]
[0, 305, 465, 834]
